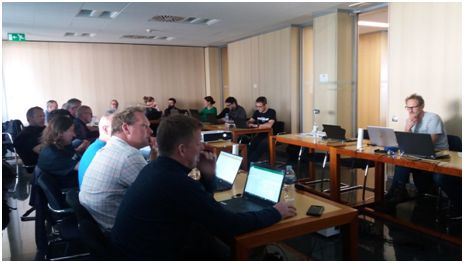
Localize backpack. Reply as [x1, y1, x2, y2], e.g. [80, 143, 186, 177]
[2, 119, 24, 155]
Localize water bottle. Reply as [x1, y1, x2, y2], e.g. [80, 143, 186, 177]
[283, 165, 296, 206]
[225, 113, 230, 123]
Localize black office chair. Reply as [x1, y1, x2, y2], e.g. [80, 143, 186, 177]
[447, 134, 462, 152]
[66, 189, 112, 260]
[296, 129, 373, 201]
[2, 132, 20, 193]
[36, 169, 89, 260]
[338, 129, 375, 200]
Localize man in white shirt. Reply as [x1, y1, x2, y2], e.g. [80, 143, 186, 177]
[79, 106, 157, 231]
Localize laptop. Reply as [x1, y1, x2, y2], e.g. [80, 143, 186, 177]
[367, 126, 398, 147]
[322, 124, 356, 142]
[189, 109, 201, 120]
[232, 118, 248, 129]
[220, 165, 285, 213]
[395, 131, 449, 159]
[214, 151, 243, 192]
[206, 114, 220, 124]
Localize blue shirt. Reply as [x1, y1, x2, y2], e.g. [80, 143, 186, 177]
[78, 139, 106, 188]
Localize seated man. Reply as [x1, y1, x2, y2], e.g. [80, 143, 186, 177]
[247, 96, 276, 164]
[79, 107, 157, 231]
[111, 115, 296, 260]
[219, 97, 247, 123]
[77, 111, 114, 189]
[163, 97, 180, 117]
[74, 105, 99, 142]
[62, 98, 82, 119]
[386, 94, 453, 207]
[44, 100, 58, 124]
[13, 107, 46, 172]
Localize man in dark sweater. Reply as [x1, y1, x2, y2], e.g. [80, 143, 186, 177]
[111, 115, 296, 260]
[13, 107, 45, 172]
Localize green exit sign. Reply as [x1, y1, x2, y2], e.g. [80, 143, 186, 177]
[8, 33, 26, 41]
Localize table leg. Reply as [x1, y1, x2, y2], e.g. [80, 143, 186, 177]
[374, 162, 385, 202]
[341, 215, 358, 260]
[269, 136, 276, 166]
[329, 147, 340, 201]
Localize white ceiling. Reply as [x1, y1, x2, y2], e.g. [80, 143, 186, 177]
[2, 2, 387, 47]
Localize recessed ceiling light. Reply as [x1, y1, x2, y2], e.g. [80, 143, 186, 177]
[358, 21, 389, 28]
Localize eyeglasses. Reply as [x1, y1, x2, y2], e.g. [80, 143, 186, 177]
[404, 105, 420, 110]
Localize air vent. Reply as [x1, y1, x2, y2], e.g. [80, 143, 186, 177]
[151, 15, 185, 23]
[64, 32, 76, 37]
[76, 9, 119, 19]
[121, 35, 174, 41]
[76, 9, 95, 17]
[150, 15, 219, 26]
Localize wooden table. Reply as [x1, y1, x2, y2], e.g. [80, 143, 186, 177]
[214, 172, 359, 260]
[270, 134, 462, 202]
[205, 140, 248, 170]
[203, 123, 273, 143]
[270, 133, 462, 245]
[269, 133, 353, 201]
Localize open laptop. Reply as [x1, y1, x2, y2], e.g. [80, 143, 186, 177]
[367, 126, 398, 147]
[206, 114, 220, 124]
[232, 118, 248, 129]
[322, 124, 356, 142]
[395, 131, 449, 159]
[189, 109, 201, 120]
[220, 165, 284, 213]
[214, 151, 243, 192]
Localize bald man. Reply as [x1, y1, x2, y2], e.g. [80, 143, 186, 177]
[78, 111, 114, 188]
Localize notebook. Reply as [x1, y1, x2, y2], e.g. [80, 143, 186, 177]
[367, 126, 398, 147]
[189, 109, 201, 120]
[395, 131, 449, 159]
[214, 151, 243, 192]
[322, 124, 356, 142]
[220, 165, 284, 213]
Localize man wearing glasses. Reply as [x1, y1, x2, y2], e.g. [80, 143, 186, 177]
[247, 96, 276, 164]
[385, 94, 453, 210]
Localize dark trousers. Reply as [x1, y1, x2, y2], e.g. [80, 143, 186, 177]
[249, 134, 269, 164]
[388, 166, 435, 195]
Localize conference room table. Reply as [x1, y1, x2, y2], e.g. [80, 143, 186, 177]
[202, 123, 273, 144]
[269, 133, 462, 203]
[214, 172, 358, 260]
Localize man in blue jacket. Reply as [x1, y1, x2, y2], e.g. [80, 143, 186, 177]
[111, 114, 296, 260]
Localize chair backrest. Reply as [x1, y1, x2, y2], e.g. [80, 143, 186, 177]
[37, 170, 70, 212]
[447, 134, 462, 152]
[273, 121, 285, 135]
[2, 120, 24, 139]
[66, 189, 110, 260]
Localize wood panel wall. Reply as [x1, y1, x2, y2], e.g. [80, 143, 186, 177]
[302, 27, 314, 132]
[314, 12, 354, 136]
[357, 31, 388, 128]
[3, 42, 206, 123]
[205, 47, 223, 109]
[228, 27, 300, 133]
[388, 3, 461, 137]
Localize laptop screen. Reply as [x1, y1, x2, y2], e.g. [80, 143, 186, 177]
[244, 165, 284, 203]
[215, 151, 243, 184]
[367, 126, 398, 147]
